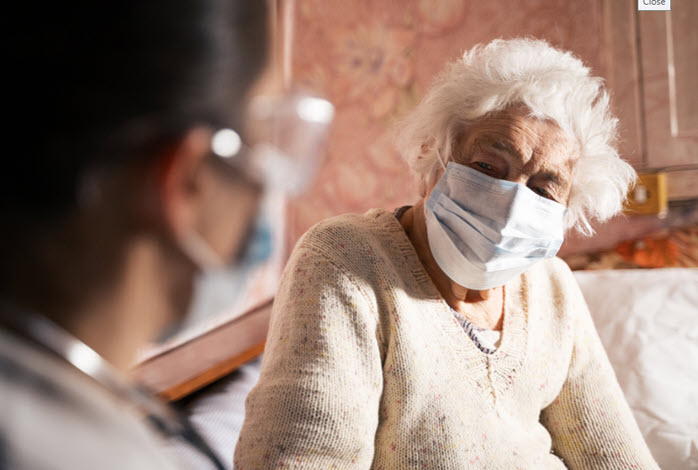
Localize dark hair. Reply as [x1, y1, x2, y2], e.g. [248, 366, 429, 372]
[3, 1, 268, 221]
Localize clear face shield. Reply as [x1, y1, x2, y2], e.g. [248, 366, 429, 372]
[164, 91, 334, 341]
[212, 91, 335, 196]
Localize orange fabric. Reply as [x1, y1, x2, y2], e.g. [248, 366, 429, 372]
[563, 225, 698, 270]
[615, 238, 680, 268]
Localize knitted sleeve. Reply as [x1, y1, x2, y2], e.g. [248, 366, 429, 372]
[540, 266, 659, 469]
[234, 240, 384, 470]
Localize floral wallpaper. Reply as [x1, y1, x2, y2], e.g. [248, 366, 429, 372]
[287, 0, 608, 245]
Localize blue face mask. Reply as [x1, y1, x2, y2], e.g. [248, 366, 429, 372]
[424, 162, 566, 290]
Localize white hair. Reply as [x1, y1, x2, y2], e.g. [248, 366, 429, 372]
[395, 38, 636, 235]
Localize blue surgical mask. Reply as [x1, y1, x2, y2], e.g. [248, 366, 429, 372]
[424, 162, 566, 290]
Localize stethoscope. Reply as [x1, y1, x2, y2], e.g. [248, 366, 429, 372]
[0, 300, 228, 470]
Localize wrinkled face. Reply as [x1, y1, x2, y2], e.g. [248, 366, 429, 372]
[445, 107, 579, 205]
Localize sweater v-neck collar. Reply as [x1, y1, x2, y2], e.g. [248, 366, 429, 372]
[373, 207, 530, 406]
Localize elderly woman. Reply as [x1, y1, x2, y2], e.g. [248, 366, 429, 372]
[235, 39, 658, 469]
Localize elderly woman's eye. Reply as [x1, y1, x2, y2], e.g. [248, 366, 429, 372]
[533, 187, 551, 198]
[476, 162, 494, 171]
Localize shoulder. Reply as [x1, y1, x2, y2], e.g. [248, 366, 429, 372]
[281, 209, 406, 318]
[529, 257, 579, 292]
[297, 209, 392, 248]
[292, 209, 400, 267]
[524, 257, 589, 322]
[0, 329, 179, 470]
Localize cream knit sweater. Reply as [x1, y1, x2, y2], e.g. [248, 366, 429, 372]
[235, 209, 658, 469]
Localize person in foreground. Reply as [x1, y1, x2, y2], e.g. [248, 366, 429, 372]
[0, 2, 270, 469]
[235, 39, 659, 469]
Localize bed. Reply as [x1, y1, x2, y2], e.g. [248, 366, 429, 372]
[170, 267, 698, 469]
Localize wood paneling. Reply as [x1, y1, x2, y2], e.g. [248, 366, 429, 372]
[667, 170, 698, 201]
[638, 1, 698, 167]
[603, 0, 645, 167]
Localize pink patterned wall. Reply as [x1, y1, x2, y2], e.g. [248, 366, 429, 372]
[287, 0, 608, 247]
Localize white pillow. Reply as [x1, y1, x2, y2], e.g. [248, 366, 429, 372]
[574, 268, 698, 470]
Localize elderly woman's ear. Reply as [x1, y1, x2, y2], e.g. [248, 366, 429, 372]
[419, 138, 436, 157]
[416, 138, 440, 197]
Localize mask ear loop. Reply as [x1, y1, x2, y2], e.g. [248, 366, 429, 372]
[178, 230, 224, 270]
[436, 147, 448, 171]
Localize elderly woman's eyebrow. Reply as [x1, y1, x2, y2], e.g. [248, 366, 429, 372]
[484, 139, 525, 161]
[537, 171, 564, 186]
